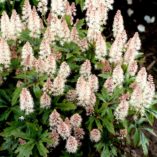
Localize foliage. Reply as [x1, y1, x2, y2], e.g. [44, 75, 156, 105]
[0, 0, 157, 157]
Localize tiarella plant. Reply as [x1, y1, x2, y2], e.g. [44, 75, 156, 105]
[0, 0, 157, 157]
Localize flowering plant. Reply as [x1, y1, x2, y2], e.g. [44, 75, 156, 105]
[0, 0, 157, 157]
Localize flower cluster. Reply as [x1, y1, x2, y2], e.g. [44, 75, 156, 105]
[76, 60, 99, 115]
[84, 0, 114, 41]
[49, 110, 84, 153]
[0, 0, 156, 156]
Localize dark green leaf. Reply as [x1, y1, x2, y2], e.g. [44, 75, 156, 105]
[11, 87, 22, 106]
[56, 101, 76, 111]
[103, 119, 115, 135]
[15, 141, 35, 157]
[36, 142, 48, 157]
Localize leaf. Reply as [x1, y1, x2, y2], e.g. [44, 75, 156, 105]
[98, 73, 111, 79]
[15, 141, 35, 157]
[76, 19, 85, 29]
[95, 119, 103, 131]
[0, 109, 11, 121]
[65, 15, 71, 27]
[11, 87, 22, 106]
[86, 116, 95, 131]
[140, 132, 149, 156]
[111, 146, 117, 156]
[103, 119, 115, 135]
[0, 89, 11, 102]
[101, 145, 110, 157]
[75, 0, 85, 11]
[33, 85, 42, 98]
[56, 101, 76, 111]
[36, 142, 48, 157]
[144, 128, 156, 137]
[133, 128, 140, 146]
[145, 108, 157, 119]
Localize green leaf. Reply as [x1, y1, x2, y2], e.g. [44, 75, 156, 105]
[103, 119, 115, 135]
[133, 128, 140, 146]
[36, 142, 48, 157]
[0, 89, 11, 102]
[56, 101, 76, 111]
[33, 85, 42, 98]
[95, 119, 103, 131]
[65, 15, 71, 27]
[101, 145, 110, 157]
[15, 141, 35, 157]
[140, 132, 149, 156]
[0, 109, 11, 121]
[145, 108, 157, 119]
[144, 128, 156, 137]
[111, 146, 117, 156]
[75, 0, 85, 11]
[76, 19, 85, 29]
[86, 116, 95, 131]
[11, 87, 22, 106]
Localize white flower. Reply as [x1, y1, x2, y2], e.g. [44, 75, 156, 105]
[40, 92, 51, 109]
[136, 67, 147, 89]
[21, 42, 34, 70]
[37, 0, 48, 15]
[95, 33, 107, 60]
[20, 88, 34, 115]
[76, 76, 92, 107]
[10, 10, 23, 39]
[88, 75, 99, 92]
[70, 113, 82, 127]
[90, 129, 101, 142]
[58, 62, 71, 79]
[49, 109, 62, 128]
[112, 65, 124, 86]
[80, 60, 91, 78]
[52, 75, 66, 96]
[39, 39, 51, 59]
[66, 136, 78, 153]
[57, 122, 70, 139]
[142, 75, 155, 108]
[0, 11, 11, 39]
[0, 38, 11, 69]
[22, 0, 32, 23]
[51, 0, 67, 16]
[114, 100, 129, 120]
[28, 7, 41, 38]
[113, 10, 124, 38]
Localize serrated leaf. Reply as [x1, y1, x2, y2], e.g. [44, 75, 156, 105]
[36, 142, 48, 157]
[103, 119, 115, 135]
[86, 116, 95, 131]
[0, 109, 11, 121]
[95, 119, 103, 131]
[56, 101, 76, 111]
[15, 141, 35, 157]
[12, 87, 22, 106]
